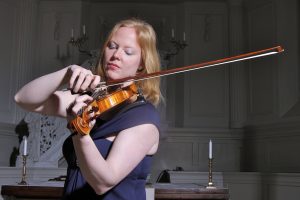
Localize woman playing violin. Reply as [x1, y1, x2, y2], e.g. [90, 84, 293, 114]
[14, 18, 161, 200]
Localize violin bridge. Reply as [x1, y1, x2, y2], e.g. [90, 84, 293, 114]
[92, 85, 108, 99]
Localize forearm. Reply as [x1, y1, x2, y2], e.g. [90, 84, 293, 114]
[14, 66, 69, 111]
[72, 135, 116, 194]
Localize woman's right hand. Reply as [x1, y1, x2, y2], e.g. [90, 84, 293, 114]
[67, 65, 101, 93]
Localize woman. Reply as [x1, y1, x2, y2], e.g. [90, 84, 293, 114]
[14, 18, 161, 199]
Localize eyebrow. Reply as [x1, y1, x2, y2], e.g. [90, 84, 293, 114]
[109, 39, 139, 50]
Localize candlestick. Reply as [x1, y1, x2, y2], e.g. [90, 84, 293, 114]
[206, 139, 216, 189]
[69, 29, 90, 56]
[206, 158, 216, 189]
[18, 155, 28, 185]
[164, 29, 188, 61]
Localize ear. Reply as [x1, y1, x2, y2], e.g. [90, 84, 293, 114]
[137, 58, 145, 73]
[137, 65, 144, 72]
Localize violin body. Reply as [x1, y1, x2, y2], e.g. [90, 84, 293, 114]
[68, 83, 138, 135]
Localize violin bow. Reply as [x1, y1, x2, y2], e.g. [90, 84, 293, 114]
[70, 46, 284, 135]
[103, 45, 284, 87]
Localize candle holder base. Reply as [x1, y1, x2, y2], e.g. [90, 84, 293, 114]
[18, 180, 28, 185]
[206, 182, 216, 189]
[18, 155, 28, 186]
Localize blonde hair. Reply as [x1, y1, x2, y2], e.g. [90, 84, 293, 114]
[96, 18, 161, 106]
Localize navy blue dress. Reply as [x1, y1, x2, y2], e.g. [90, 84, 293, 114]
[62, 101, 160, 200]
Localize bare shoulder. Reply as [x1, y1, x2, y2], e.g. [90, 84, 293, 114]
[111, 124, 159, 156]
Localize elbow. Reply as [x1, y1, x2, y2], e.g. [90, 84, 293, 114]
[88, 176, 118, 195]
[92, 183, 114, 195]
[14, 91, 43, 113]
[14, 93, 26, 109]
[14, 93, 21, 105]
[14, 93, 28, 110]
[14, 92, 28, 107]
[83, 167, 120, 195]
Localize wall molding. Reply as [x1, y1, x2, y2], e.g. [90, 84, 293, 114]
[151, 127, 244, 183]
[244, 121, 300, 139]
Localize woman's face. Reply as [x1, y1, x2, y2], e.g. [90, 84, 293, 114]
[104, 27, 142, 80]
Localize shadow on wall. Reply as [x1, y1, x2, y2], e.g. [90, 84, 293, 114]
[10, 119, 29, 166]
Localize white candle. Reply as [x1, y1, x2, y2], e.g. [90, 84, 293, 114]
[83, 25, 86, 35]
[209, 139, 212, 159]
[71, 28, 74, 38]
[171, 28, 175, 38]
[23, 136, 27, 156]
[183, 32, 186, 41]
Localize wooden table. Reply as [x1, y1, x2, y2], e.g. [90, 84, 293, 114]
[1, 183, 229, 200]
[1, 185, 63, 199]
[154, 183, 229, 200]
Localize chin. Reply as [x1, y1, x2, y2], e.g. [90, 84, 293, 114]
[108, 73, 135, 81]
[106, 72, 120, 80]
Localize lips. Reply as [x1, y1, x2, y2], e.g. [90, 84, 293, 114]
[107, 62, 120, 70]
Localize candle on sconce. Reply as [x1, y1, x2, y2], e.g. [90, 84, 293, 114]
[209, 139, 212, 159]
[23, 136, 27, 156]
[83, 25, 86, 35]
[171, 28, 175, 38]
[183, 32, 186, 41]
[71, 28, 74, 38]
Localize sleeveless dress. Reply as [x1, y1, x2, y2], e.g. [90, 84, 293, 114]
[62, 101, 160, 200]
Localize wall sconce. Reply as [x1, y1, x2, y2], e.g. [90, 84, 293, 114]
[164, 30, 188, 61]
[69, 25, 92, 57]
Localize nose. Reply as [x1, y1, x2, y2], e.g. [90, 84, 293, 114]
[112, 48, 121, 60]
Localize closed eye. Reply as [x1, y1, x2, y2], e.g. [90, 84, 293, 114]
[108, 42, 118, 49]
[124, 49, 133, 55]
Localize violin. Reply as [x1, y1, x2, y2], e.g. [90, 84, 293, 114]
[68, 46, 284, 136]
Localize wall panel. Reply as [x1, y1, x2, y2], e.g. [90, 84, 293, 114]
[0, 0, 20, 124]
[183, 2, 229, 128]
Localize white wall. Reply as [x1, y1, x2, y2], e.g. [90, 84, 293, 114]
[242, 0, 300, 172]
[0, 0, 39, 166]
